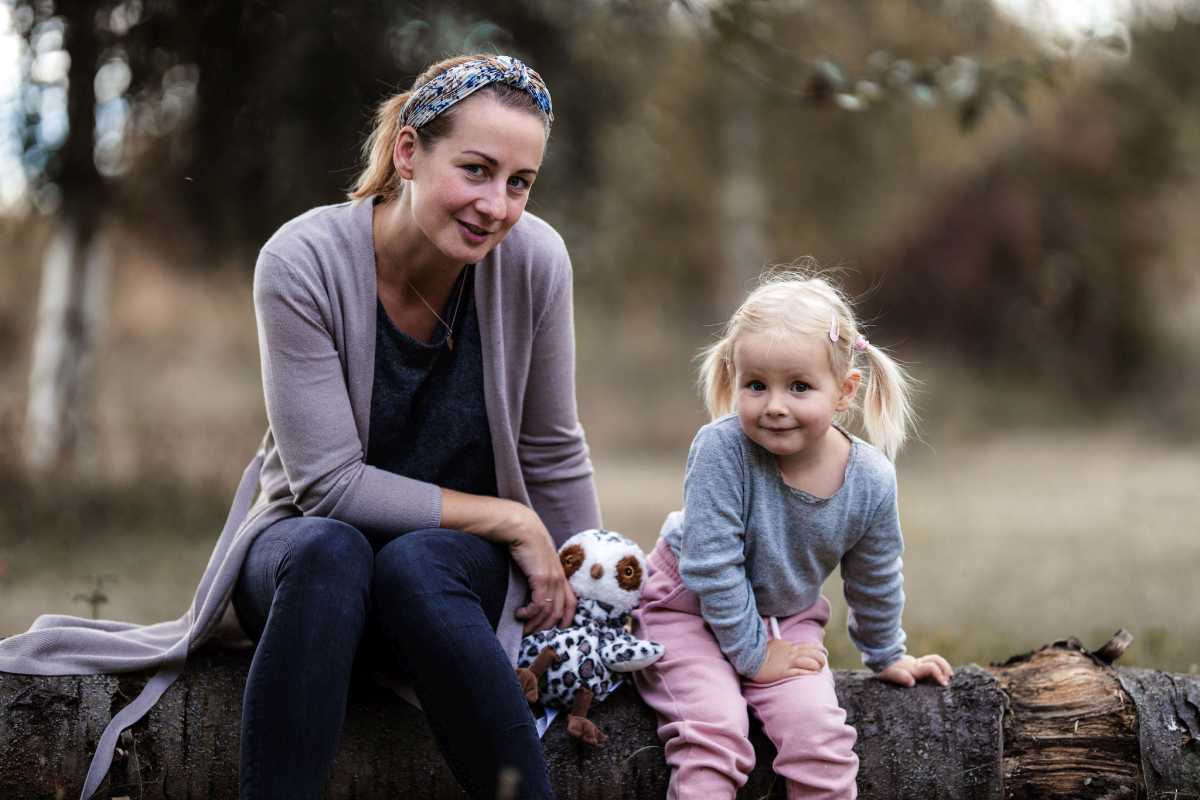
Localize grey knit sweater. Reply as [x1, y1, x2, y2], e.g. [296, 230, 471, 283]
[662, 414, 907, 677]
[0, 197, 601, 798]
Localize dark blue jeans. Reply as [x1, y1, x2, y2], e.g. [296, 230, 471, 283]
[233, 516, 552, 800]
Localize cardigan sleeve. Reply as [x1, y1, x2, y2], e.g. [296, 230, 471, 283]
[518, 244, 602, 545]
[253, 250, 442, 534]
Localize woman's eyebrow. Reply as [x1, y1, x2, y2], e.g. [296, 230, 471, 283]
[462, 150, 538, 176]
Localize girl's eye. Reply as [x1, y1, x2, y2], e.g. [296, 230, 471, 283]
[791, 382, 810, 393]
[747, 380, 766, 391]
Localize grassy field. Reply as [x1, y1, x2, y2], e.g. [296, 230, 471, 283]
[1, 427, 1196, 673]
[1, 224, 1196, 673]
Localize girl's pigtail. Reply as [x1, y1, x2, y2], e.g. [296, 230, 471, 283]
[348, 91, 413, 202]
[859, 342, 915, 461]
[698, 338, 736, 421]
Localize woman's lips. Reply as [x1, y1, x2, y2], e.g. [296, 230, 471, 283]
[457, 219, 491, 242]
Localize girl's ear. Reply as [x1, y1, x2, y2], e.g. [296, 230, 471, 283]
[393, 125, 419, 180]
[836, 370, 862, 412]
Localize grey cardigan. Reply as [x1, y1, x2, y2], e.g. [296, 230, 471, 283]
[0, 197, 602, 798]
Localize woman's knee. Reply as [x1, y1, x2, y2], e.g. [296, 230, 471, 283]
[373, 528, 503, 598]
[279, 516, 374, 590]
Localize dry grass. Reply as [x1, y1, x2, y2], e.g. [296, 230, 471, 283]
[594, 428, 1200, 674]
[2, 429, 1195, 675]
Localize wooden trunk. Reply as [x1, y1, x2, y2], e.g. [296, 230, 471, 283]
[0, 636, 1197, 799]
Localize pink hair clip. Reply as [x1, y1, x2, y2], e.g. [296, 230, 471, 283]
[853, 335, 869, 352]
[828, 314, 840, 343]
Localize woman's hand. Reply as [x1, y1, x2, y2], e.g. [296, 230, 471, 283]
[877, 654, 954, 687]
[503, 502, 577, 634]
[748, 639, 828, 684]
[440, 490, 576, 634]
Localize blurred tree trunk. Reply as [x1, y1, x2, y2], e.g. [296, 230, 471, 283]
[25, 0, 109, 478]
[717, 71, 767, 309]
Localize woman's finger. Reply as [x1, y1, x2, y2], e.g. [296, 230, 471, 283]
[555, 582, 577, 629]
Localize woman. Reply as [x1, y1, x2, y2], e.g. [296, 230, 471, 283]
[0, 53, 599, 800]
[237, 54, 600, 798]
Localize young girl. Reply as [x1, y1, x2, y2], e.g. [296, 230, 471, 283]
[633, 270, 953, 800]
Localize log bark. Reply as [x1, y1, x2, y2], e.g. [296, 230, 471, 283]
[1, 637, 1197, 799]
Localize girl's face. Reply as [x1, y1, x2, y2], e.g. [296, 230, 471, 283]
[732, 329, 860, 464]
[395, 94, 546, 265]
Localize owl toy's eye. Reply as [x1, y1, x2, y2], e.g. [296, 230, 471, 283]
[616, 555, 643, 591]
[560, 544, 586, 578]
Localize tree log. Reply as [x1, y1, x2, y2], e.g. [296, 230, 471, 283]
[1, 636, 1197, 799]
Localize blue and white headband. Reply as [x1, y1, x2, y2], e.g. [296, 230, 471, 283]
[399, 55, 554, 131]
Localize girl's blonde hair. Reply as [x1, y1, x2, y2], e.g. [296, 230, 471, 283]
[348, 54, 550, 203]
[698, 267, 915, 460]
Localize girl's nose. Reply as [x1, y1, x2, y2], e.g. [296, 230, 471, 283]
[765, 393, 787, 415]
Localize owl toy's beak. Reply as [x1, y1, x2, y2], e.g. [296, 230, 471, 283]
[590, 563, 603, 580]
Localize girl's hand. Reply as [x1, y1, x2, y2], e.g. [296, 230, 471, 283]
[499, 501, 578, 635]
[877, 654, 954, 687]
[749, 639, 827, 683]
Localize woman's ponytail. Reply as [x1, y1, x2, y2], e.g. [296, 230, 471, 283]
[347, 91, 412, 202]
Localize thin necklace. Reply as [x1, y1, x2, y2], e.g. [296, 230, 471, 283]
[406, 265, 469, 350]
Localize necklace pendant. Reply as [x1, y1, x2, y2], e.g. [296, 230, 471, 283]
[447, 335, 454, 351]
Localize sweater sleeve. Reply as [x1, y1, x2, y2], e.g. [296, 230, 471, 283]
[519, 245, 601, 544]
[253, 250, 442, 534]
[677, 426, 769, 678]
[840, 479, 907, 671]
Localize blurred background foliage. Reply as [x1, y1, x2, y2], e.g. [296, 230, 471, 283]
[0, 0, 1197, 671]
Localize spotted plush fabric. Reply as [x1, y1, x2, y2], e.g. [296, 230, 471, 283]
[518, 597, 664, 709]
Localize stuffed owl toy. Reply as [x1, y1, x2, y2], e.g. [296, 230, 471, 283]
[516, 529, 664, 745]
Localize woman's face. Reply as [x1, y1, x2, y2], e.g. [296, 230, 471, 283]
[397, 94, 547, 265]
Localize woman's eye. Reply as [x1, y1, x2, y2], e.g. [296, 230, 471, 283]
[791, 382, 810, 392]
[462, 164, 485, 178]
[508, 175, 530, 192]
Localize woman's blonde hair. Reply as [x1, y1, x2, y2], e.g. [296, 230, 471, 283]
[697, 266, 916, 460]
[348, 54, 550, 203]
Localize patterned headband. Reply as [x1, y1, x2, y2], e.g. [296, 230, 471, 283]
[399, 55, 554, 131]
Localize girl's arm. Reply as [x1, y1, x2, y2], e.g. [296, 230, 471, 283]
[677, 426, 772, 678]
[840, 482, 909, 672]
[843, 477, 953, 686]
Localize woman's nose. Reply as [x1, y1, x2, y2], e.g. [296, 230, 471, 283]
[476, 183, 507, 220]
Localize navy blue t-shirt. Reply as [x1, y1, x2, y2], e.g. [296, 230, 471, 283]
[366, 265, 498, 500]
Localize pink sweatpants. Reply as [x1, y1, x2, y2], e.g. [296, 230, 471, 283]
[632, 539, 858, 800]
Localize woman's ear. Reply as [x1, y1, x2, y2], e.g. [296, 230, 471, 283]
[393, 125, 419, 180]
[836, 370, 862, 412]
